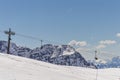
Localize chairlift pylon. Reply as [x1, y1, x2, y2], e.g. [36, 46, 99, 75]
[95, 50, 98, 60]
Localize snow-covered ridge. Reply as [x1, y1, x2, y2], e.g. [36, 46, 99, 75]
[0, 53, 120, 80]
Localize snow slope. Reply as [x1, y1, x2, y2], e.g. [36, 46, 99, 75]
[0, 53, 120, 80]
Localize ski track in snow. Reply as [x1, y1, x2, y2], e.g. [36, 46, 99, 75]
[0, 53, 120, 80]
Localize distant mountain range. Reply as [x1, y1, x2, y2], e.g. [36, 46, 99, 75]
[88, 56, 120, 68]
[0, 41, 119, 69]
[0, 41, 95, 68]
[93, 56, 120, 68]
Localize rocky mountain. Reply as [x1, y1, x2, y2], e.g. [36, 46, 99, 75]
[0, 41, 95, 68]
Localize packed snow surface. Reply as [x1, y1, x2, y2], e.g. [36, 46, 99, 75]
[0, 53, 120, 80]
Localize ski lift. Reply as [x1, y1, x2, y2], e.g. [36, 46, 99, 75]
[95, 50, 98, 60]
[94, 50, 99, 80]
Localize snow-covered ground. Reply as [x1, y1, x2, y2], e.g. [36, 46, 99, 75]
[0, 53, 120, 80]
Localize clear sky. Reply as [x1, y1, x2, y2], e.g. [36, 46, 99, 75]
[0, 0, 120, 60]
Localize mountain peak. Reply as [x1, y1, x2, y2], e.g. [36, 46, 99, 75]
[0, 41, 95, 68]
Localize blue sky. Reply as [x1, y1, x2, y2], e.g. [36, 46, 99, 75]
[0, 0, 120, 59]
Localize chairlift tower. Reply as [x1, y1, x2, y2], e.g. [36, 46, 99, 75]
[94, 50, 98, 80]
[4, 28, 15, 54]
[40, 40, 43, 47]
[95, 50, 98, 60]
